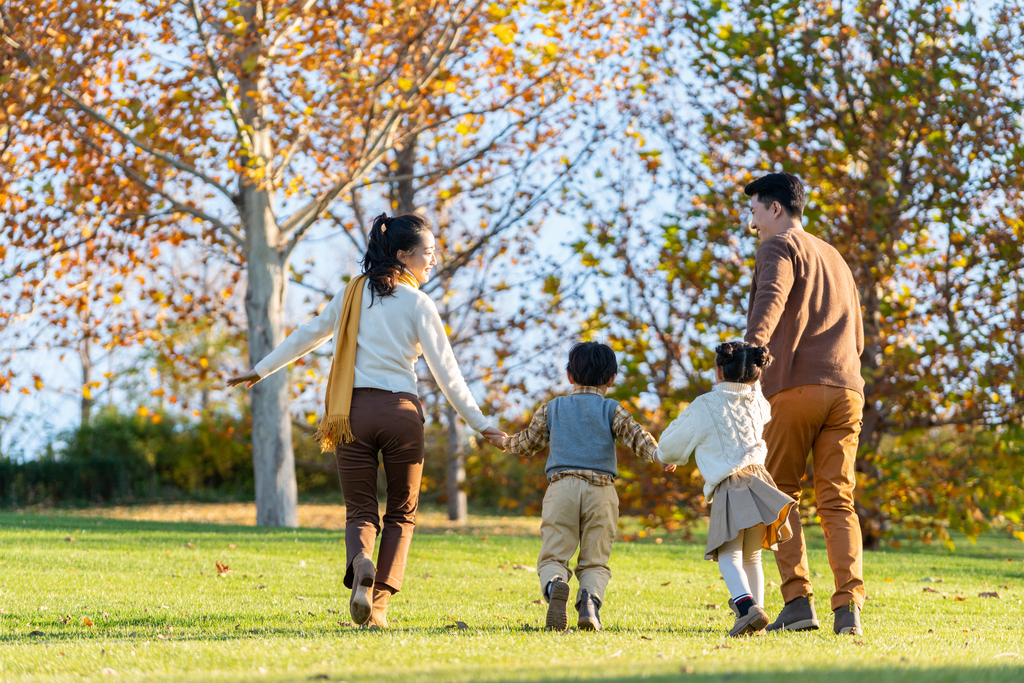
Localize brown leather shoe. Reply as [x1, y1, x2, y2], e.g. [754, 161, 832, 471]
[729, 604, 769, 637]
[366, 587, 390, 629]
[348, 555, 376, 625]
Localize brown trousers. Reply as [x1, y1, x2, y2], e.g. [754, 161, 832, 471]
[336, 388, 424, 594]
[764, 385, 866, 611]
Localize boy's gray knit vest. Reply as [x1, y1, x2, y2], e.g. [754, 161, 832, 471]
[545, 393, 619, 479]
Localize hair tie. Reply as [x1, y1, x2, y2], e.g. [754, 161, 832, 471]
[376, 212, 390, 233]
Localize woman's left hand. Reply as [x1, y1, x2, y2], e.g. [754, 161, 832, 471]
[481, 426, 507, 450]
[227, 370, 262, 388]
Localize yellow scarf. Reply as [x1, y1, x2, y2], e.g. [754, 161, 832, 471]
[314, 271, 420, 452]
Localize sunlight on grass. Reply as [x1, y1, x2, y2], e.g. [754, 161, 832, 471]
[0, 510, 1021, 683]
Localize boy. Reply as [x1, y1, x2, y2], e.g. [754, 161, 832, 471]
[491, 341, 673, 631]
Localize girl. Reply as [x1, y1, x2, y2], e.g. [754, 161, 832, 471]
[229, 213, 506, 628]
[658, 341, 796, 637]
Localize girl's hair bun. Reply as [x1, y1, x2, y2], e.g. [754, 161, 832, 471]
[714, 340, 771, 383]
[752, 345, 773, 368]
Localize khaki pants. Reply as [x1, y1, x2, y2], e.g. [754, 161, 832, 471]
[537, 476, 619, 606]
[336, 388, 424, 594]
[764, 385, 866, 611]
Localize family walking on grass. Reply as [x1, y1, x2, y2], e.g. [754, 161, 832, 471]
[228, 172, 867, 639]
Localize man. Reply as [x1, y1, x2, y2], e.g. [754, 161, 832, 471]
[743, 172, 866, 636]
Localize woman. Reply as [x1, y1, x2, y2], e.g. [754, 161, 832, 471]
[228, 213, 505, 628]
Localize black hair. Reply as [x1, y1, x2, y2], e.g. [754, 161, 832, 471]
[566, 341, 617, 387]
[715, 341, 773, 383]
[743, 172, 806, 218]
[360, 212, 432, 305]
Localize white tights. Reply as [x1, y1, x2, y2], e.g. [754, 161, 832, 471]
[717, 525, 764, 605]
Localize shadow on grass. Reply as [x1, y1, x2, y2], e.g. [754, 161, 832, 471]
[478, 666, 1024, 683]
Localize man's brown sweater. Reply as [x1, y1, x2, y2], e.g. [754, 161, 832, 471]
[744, 228, 864, 399]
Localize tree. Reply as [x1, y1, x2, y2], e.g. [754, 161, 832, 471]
[1, 0, 660, 525]
[574, 0, 1024, 542]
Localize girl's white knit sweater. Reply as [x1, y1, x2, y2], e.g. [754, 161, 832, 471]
[657, 381, 772, 501]
[254, 280, 492, 434]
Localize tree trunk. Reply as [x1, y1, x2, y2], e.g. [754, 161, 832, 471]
[79, 330, 93, 426]
[446, 403, 467, 523]
[244, 212, 298, 527]
[240, 2, 297, 527]
[856, 278, 885, 550]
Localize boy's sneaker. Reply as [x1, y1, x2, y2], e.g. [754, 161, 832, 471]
[765, 595, 819, 632]
[728, 604, 769, 637]
[545, 578, 570, 631]
[833, 603, 863, 635]
[576, 589, 602, 631]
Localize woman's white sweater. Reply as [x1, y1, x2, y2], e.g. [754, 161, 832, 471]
[658, 381, 772, 501]
[254, 280, 492, 434]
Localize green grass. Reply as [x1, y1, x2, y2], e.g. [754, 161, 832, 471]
[1, 510, 1022, 683]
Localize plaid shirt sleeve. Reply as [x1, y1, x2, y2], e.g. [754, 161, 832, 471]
[612, 404, 659, 463]
[503, 402, 550, 456]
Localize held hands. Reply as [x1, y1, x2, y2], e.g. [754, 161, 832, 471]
[662, 463, 677, 472]
[481, 426, 507, 450]
[226, 370, 262, 388]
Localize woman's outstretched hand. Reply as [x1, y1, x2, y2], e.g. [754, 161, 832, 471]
[227, 370, 262, 388]
[481, 426, 507, 450]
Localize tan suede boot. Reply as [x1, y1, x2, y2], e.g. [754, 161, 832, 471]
[366, 588, 391, 629]
[348, 555, 376, 625]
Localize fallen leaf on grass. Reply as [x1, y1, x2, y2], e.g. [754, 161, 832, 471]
[705, 604, 718, 609]
[661, 581, 672, 587]
[978, 592, 1001, 598]
[640, 635, 651, 640]
[445, 620, 469, 629]
[531, 599, 544, 605]
[60, 616, 70, 625]
[993, 653, 1019, 659]
[767, 581, 778, 588]
[65, 537, 76, 542]
[920, 577, 944, 583]
[228, 544, 237, 549]
[309, 676, 330, 681]
[28, 630, 44, 636]
[215, 562, 231, 577]
[512, 564, 535, 572]
[954, 596, 968, 602]
[681, 665, 696, 674]
[715, 644, 732, 650]
[608, 649, 622, 658]
[82, 617, 93, 627]
[923, 587, 939, 593]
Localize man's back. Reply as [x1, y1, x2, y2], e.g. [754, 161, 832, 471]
[744, 228, 864, 399]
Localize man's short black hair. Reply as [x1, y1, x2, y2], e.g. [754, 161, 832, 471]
[566, 341, 617, 387]
[743, 172, 806, 217]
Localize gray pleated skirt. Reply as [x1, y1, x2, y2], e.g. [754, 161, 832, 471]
[705, 463, 796, 561]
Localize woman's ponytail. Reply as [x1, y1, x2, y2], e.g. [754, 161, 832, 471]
[359, 212, 432, 305]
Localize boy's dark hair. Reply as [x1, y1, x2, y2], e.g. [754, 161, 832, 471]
[743, 173, 806, 217]
[566, 341, 617, 387]
[715, 341, 773, 383]
[361, 212, 433, 305]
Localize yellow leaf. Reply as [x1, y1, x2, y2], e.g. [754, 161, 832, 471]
[199, 358, 209, 369]
[398, 78, 413, 91]
[138, 407, 149, 417]
[456, 123, 470, 135]
[492, 23, 518, 45]
[82, 386, 92, 400]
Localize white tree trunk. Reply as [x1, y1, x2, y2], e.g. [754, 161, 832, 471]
[243, 206, 298, 527]
[446, 404, 467, 523]
[239, 13, 298, 525]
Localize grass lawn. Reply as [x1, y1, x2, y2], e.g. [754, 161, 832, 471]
[1, 506, 1022, 683]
